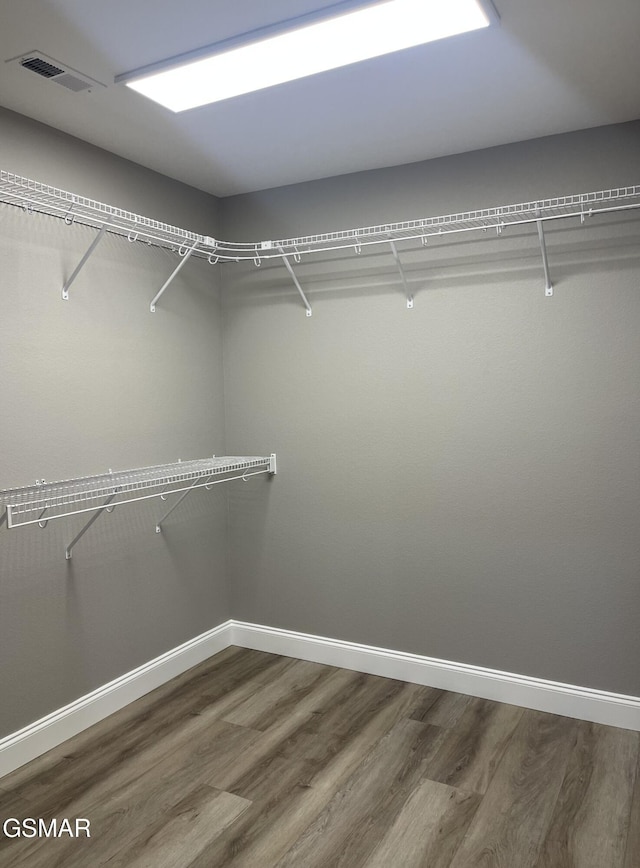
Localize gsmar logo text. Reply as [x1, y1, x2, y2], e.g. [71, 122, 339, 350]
[3, 818, 91, 838]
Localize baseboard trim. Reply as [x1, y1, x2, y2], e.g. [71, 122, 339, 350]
[231, 621, 640, 732]
[0, 620, 233, 779]
[3, 617, 638, 781]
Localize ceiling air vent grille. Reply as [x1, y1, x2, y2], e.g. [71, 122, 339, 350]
[20, 56, 65, 78]
[7, 51, 105, 92]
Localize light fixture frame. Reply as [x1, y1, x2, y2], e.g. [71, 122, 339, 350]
[115, 0, 499, 92]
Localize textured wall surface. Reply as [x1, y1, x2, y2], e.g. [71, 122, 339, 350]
[0, 108, 228, 736]
[2, 111, 639, 741]
[221, 122, 640, 696]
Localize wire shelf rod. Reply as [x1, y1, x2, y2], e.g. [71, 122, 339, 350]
[3, 170, 640, 307]
[0, 171, 218, 259]
[235, 188, 640, 261]
[1, 456, 276, 559]
[4, 192, 205, 253]
[1, 468, 272, 530]
[215, 201, 639, 262]
[0, 457, 274, 528]
[3, 171, 639, 265]
[259, 204, 640, 258]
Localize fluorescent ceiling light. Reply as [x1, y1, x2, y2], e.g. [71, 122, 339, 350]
[123, 0, 491, 112]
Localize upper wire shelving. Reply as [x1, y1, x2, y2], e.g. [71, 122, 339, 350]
[0, 170, 220, 310]
[0, 170, 219, 258]
[2, 169, 640, 312]
[215, 186, 640, 260]
[0, 455, 276, 559]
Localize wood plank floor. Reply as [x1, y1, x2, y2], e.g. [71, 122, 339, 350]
[1, 647, 638, 867]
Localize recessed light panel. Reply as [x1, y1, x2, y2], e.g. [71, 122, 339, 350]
[124, 0, 491, 111]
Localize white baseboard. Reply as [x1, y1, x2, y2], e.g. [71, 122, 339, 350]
[2, 617, 638, 781]
[231, 621, 640, 732]
[0, 621, 233, 779]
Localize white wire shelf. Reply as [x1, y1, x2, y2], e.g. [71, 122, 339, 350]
[0, 455, 276, 559]
[2, 168, 640, 311]
[198, 185, 640, 262]
[3, 169, 638, 263]
[0, 170, 219, 260]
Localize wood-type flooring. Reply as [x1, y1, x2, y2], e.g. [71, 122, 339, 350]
[0, 646, 638, 867]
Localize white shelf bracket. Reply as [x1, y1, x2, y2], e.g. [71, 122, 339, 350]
[65, 492, 117, 560]
[278, 247, 312, 316]
[155, 474, 207, 533]
[389, 241, 414, 309]
[536, 220, 553, 297]
[62, 224, 107, 300]
[155, 454, 276, 533]
[150, 240, 199, 312]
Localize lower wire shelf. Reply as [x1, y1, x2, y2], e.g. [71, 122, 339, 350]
[0, 454, 276, 559]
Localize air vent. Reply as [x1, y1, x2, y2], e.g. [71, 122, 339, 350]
[6, 51, 105, 92]
[20, 56, 65, 78]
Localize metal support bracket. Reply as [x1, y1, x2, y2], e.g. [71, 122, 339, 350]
[62, 224, 107, 300]
[155, 454, 277, 534]
[155, 474, 208, 533]
[389, 241, 414, 308]
[150, 240, 199, 312]
[536, 220, 553, 297]
[278, 247, 312, 316]
[65, 492, 117, 560]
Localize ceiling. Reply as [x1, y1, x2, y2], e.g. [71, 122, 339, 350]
[1, 0, 639, 197]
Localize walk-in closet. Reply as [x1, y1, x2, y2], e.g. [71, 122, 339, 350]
[1, 1, 639, 865]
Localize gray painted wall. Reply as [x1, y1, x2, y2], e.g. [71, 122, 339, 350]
[1, 110, 639, 741]
[221, 122, 640, 696]
[0, 108, 228, 737]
